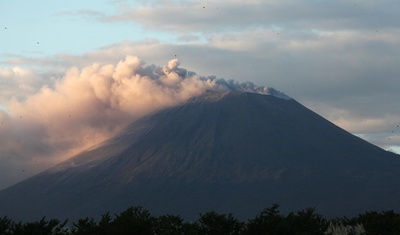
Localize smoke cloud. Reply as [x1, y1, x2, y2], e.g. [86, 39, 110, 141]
[0, 55, 288, 189]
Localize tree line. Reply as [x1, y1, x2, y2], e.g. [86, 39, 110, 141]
[1, 204, 400, 235]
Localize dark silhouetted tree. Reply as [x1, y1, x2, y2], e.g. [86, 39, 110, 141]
[197, 211, 244, 235]
[72, 217, 97, 235]
[154, 214, 185, 234]
[0, 216, 13, 235]
[353, 210, 400, 235]
[284, 208, 328, 235]
[245, 204, 287, 235]
[110, 206, 154, 235]
[96, 212, 112, 234]
[12, 217, 68, 235]
[181, 221, 200, 235]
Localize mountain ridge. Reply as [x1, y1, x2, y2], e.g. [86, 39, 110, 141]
[0, 91, 399, 222]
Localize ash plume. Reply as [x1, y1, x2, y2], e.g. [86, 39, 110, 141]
[0, 55, 288, 189]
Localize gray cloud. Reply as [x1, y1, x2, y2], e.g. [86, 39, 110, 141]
[94, 0, 400, 34]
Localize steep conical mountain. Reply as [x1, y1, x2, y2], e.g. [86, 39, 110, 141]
[0, 91, 399, 222]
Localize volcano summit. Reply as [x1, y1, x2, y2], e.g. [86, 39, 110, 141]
[0, 90, 399, 222]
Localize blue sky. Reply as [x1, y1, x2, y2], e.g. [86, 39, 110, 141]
[1, 0, 400, 189]
[1, 1, 151, 58]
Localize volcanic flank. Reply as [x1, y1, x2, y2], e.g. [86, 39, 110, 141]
[1, 90, 400, 222]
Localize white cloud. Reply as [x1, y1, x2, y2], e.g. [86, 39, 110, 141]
[0, 67, 47, 103]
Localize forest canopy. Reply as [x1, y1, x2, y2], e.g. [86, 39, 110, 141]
[1, 204, 399, 235]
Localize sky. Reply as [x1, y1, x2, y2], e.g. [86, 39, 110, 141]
[1, 0, 400, 190]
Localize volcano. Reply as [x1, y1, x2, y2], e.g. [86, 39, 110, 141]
[0, 91, 399, 222]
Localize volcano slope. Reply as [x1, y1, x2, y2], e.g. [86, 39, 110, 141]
[0, 91, 399, 222]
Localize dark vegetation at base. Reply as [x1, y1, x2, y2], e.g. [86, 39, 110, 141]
[1, 204, 400, 235]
